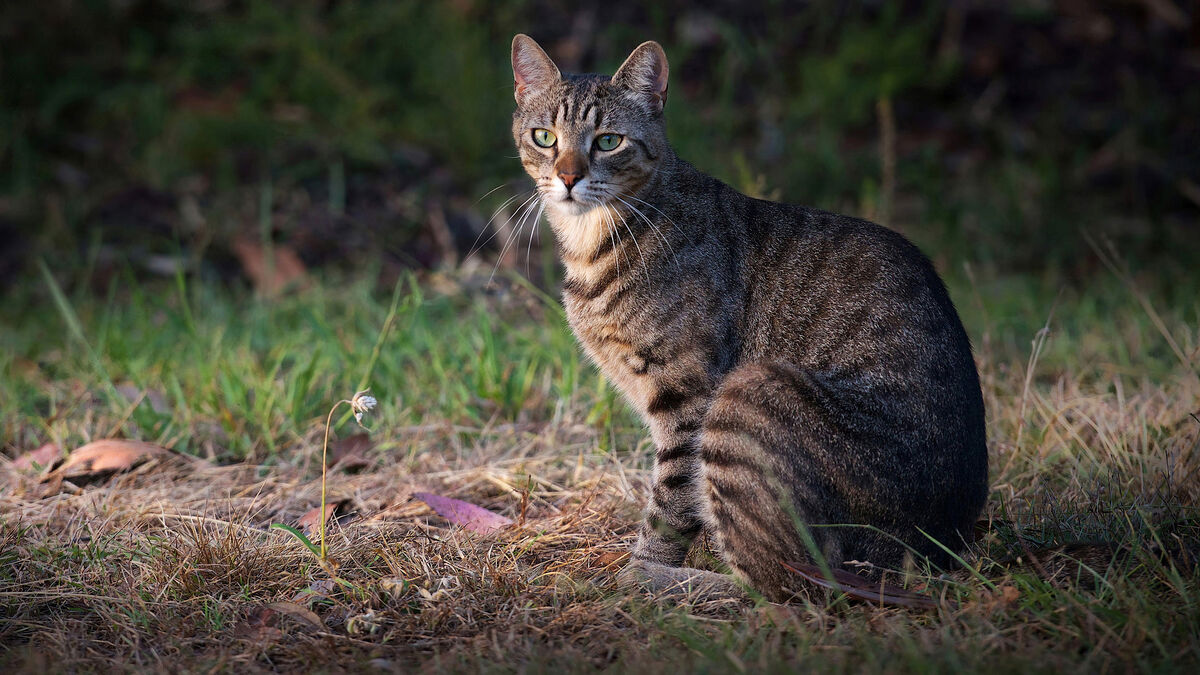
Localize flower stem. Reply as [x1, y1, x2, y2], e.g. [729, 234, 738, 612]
[319, 399, 349, 561]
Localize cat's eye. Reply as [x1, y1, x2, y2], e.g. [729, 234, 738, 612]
[532, 128, 556, 148]
[595, 133, 623, 151]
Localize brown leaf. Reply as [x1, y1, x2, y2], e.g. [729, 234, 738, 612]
[330, 433, 373, 473]
[233, 606, 284, 642]
[12, 443, 63, 474]
[231, 236, 308, 296]
[296, 500, 346, 537]
[45, 439, 167, 481]
[781, 561, 941, 610]
[595, 551, 629, 571]
[414, 492, 513, 534]
[997, 584, 1021, 606]
[264, 601, 324, 630]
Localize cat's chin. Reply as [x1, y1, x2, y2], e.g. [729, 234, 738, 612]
[545, 200, 616, 260]
[547, 196, 599, 217]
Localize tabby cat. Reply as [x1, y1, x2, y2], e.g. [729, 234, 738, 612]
[510, 34, 988, 601]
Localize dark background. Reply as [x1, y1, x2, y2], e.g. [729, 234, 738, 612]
[2, 0, 1198, 296]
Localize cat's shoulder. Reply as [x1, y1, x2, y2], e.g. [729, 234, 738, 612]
[782, 203, 930, 264]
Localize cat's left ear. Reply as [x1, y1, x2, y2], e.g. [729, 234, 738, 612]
[612, 41, 669, 114]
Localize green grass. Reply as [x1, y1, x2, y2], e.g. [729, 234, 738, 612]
[2, 257, 1198, 671]
[2, 270, 618, 463]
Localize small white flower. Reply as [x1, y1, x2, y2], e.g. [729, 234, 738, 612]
[351, 389, 377, 426]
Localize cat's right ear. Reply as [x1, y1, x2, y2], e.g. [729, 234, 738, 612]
[512, 34, 560, 104]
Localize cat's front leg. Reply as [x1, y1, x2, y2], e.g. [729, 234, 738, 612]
[630, 414, 707, 567]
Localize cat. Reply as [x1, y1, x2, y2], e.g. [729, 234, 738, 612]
[509, 34, 988, 601]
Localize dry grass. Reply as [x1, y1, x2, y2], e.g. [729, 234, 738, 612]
[2, 272, 1199, 672]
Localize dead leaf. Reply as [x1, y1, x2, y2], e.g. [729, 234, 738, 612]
[413, 492, 513, 534]
[296, 500, 346, 537]
[291, 579, 337, 605]
[12, 443, 63, 474]
[231, 236, 308, 296]
[781, 561, 941, 610]
[379, 577, 410, 601]
[45, 439, 167, 481]
[595, 551, 629, 571]
[233, 606, 284, 642]
[330, 433, 373, 473]
[997, 584, 1021, 606]
[264, 601, 324, 630]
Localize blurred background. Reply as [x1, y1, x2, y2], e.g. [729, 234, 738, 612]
[2, 0, 1197, 297]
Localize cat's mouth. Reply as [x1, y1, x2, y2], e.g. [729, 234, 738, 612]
[542, 182, 605, 215]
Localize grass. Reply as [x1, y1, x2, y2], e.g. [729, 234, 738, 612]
[1, 254, 1198, 672]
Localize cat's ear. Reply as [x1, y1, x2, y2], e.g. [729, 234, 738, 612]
[512, 34, 561, 103]
[612, 41, 669, 114]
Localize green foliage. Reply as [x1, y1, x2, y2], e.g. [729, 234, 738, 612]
[0, 269, 623, 461]
[2, 0, 519, 194]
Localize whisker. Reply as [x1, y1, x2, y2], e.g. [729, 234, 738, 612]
[488, 194, 542, 287]
[589, 197, 626, 289]
[525, 199, 546, 279]
[475, 182, 513, 205]
[613, 205, 651, 284]
[612, 194, 679, 267]
[620, 191, 696, 248]
[467, 189, 538, 262]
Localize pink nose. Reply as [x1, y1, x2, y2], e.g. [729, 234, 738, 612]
[559, 172, 581, 188]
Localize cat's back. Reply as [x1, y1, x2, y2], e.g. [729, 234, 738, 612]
[696, 183, 981, 418]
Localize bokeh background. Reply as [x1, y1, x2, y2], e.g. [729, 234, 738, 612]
[3, 0, 1197, 296]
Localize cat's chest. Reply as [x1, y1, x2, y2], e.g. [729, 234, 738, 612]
[568, 305, 648, 381]
[562, 292, 664, 410]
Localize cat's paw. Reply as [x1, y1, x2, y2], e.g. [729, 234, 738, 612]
[617, 560, 749, 604]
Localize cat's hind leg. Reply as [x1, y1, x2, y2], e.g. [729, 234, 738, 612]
[698, 361, 856, 602]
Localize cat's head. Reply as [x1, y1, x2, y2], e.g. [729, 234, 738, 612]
[511, 34, 669, 220]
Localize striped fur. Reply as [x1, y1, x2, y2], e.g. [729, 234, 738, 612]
[511, 35, 988, 601]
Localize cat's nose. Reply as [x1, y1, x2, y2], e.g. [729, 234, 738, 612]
[558, 172, 583, 189]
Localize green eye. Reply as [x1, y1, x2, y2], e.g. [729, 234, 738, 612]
[595, 133, 623, 151]
[532, 129, 556, 147]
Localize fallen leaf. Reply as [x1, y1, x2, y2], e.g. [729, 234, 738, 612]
[296, 499, 346, 537]
[997, 584, 1021, 606]
[233, 606, 284, 642]
[291, 579, 337, 605]
[379, 577, 410, 600]
[413, 492, 513, 534]
[45, 439, 167, 481]
[595, 551, 629, 571]
[232, 236, 308, 296]
[264, 601, 324, 630]
[12, 443, 63, 474]
[781, 561, 941, 609]
[330, 433, 373, 473]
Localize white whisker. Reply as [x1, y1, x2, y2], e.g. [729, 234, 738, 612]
[612, 204, 652, 284]
[612, 194, 679, 268]
[468, 189, 538, 261]
[488, 193, 542, 287]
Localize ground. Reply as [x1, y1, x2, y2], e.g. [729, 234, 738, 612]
[1, 263, 1197, 672]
